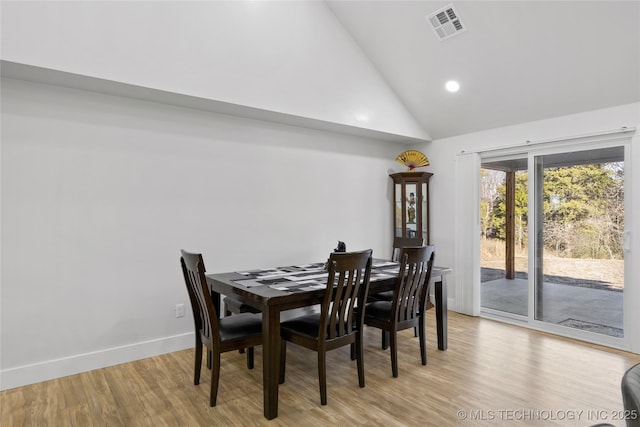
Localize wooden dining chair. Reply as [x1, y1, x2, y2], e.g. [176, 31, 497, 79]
[279, 249, 373, 405]
[363, 245, 435, 377]
[180, 250, 263, 406]
[369, 236, 424, 303]
[368, 237, 426, 347]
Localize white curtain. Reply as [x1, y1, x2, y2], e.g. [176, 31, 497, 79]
[454, 152, 481, 315]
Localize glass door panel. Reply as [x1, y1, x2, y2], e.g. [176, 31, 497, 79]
[480, 159, 529, 317]
[394, 183, 402, 237]
[405, 183, 417, 238]
[533, 147, 624, 338]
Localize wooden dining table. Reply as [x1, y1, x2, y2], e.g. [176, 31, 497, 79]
[206, 260, 451, 420]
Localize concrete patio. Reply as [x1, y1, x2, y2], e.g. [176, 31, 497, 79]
[481, 277, 623, 337]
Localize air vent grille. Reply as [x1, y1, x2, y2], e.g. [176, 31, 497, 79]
[426, 4, 466, 41]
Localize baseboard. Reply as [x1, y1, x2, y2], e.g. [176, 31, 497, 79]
[0, 332, 194, 391]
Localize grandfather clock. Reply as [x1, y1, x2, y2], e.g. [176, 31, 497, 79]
[391, 172, 433, 244]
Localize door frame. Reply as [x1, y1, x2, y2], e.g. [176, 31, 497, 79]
[479, 131, 634, 351]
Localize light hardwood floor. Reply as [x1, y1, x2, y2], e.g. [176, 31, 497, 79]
[2, 311, 639, 426]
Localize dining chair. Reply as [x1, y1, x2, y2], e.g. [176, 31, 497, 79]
[363, 245, 435, 377]
[369, 236, 424, 304]
[369, 237, 426, 347]
[279, 249, 373, 405]
[180, 249, 263, 406]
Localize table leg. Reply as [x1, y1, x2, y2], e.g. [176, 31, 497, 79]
[434, 276, 448, 350]
[212, 290, 221, 320]
[262, 306, 280, 419]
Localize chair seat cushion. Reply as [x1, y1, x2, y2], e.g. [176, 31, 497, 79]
[281, 313, 322, 337]
[223, 297, 260, 314]
[364, 300, 393, 319]
[281, 314, 354, 338]
[368, 291, 435, 309]
[218, 313, 262, 341]
[368, 290, 394, 302]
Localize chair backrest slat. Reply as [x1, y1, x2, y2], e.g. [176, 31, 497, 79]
[320, 250, 373, 341]
[392, 246, 435, 323]
[181, 250, 221, 347]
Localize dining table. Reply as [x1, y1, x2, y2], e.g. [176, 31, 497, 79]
[206, 259, 451, 420]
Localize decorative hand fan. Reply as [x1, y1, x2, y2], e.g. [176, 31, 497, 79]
[395, 150, 430, 170]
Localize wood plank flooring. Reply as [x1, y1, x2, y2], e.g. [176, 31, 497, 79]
[3, 311, 640, 426]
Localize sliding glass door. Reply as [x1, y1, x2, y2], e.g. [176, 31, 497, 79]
[533, 147, 624, 338]
[481, 143, 627, 342]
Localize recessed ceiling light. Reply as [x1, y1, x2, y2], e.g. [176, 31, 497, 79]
[445, 80, 460, 92]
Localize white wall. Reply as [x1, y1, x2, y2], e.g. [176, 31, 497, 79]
[421, 102, 640, 350]
[0, 77, 402, 389]
[0, 1, 428, 140]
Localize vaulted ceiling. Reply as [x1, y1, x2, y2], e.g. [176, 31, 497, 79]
[327, 1, 640, 140]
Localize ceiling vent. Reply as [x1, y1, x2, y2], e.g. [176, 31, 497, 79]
[426, 4, 466, 41]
